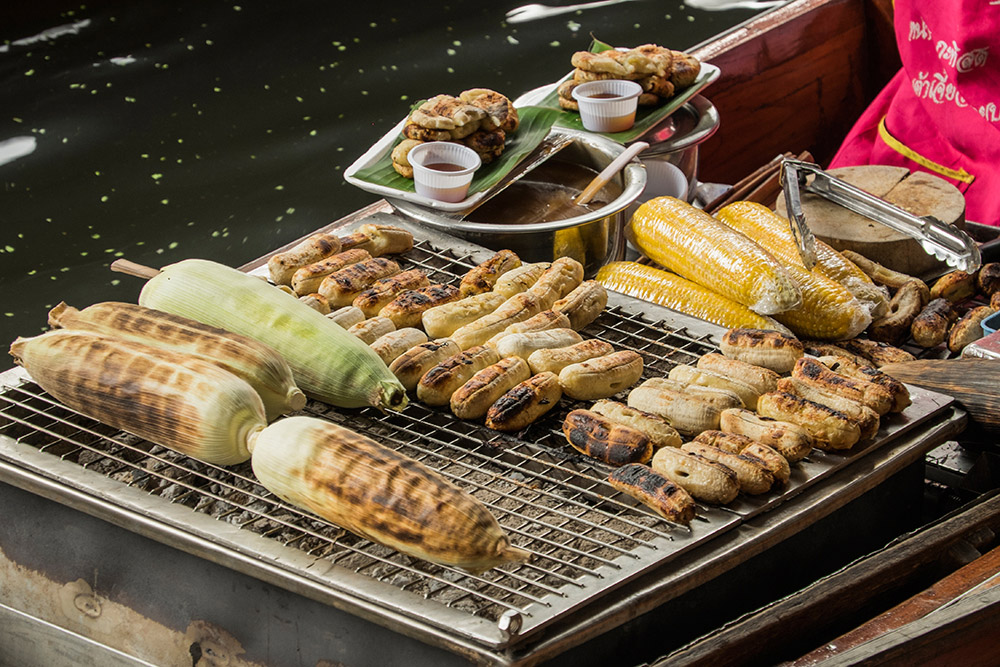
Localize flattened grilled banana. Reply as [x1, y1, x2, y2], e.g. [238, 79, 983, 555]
[636, 377, 743, 411]
[559, 350, 644, 401]
[494, 328, 583, 361]
[459, 249, 522, 296]
[451, 292, 545, 350]
[777, 376, 880, 441]
[589, 399, 682, 450]
[357, 222, 414, 257]
[422, 292, 507, 340]
[268, 233, 342, 286]
[720, 328, 805, 373]
[791, 357, 893, 416]
[552, 280, 608, 330]
[318, 257, 402, 307]
[352, 268, 430, 318]
[650, 446, 739, 505]
[608, 464, 696, 524]
[291, 248, 372, 296]
[717, 408, 813, 462]
[417, 345, 501, 406]
[527, 339, 615, 375]
[681, 441, 774, 495]
[695, 352, 780, 396]
[494, 262, 551, 298]
[485, 372, 563, 432]
[816, 355, 911, 413]
[389, 338, 462, 391]
[563, 409, 654, 466]
[370, 328, 428, 366]
[627, 379, 723, 436]
[668, 364, 761, 411]
[757, 391, 861, 451]
[347, 316, 396, 345]
[527, 257, 585, 309]
[486, 310, 572, 347]
[450, 356, 531, 420]
[379, 284, 462, 329]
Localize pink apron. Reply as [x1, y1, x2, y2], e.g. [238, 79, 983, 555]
[829, 0, 1000, 226]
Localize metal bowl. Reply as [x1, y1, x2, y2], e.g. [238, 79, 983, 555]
[387, 128, 647, 277]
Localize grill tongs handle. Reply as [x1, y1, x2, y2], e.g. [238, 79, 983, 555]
[780, 158, 982, 273]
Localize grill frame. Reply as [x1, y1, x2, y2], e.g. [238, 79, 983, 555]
[0, 213, 968, 664]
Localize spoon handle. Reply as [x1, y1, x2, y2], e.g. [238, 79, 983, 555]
[575, 141, 648, 206]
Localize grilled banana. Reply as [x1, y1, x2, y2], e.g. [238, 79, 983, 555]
[318, 257, 402, 307]
[422, 292, 507, 340]
[815, 356, 911, 413]
[485, 372, 563, 432]
[486, 310, 572, 346]
[347, 316, 396, 345]
[451, 292, 546, 350]
[695, 352, 780, 396]
[562, 409, 654, 466]
[720, 328, 804, 373]
[298, 293, 332, 314]
[351, 268, 430, 318]
[356, 222, 414, 256]
[326, 305, 366, 329]
[777, 376, 880, 441]
[589, 399, 682, 450]
[389, 338, 462, 391]
[741, 441, 791, 485]
[526, 257, 585, 309]
[450, 356, 531, 420]
[757, 391, 861, 451]
[268, 233, 342, 286]
[459, 249, 521, 296]
[559, 350, 645, 401]
[494, 328, 583, 361]
[370, 328, 428, 366]
[650, 446, 739, 505]
[791, 357, 893, 416]
[291, 248, 372, 296]
[637, 377, 743, 411]
[527, 339, 615, 375]
[607, 463, 696, 524]
[692, 429, 756, 454]
[338, 231, 376, 254]
[379, 284, 462, 329]
[552, 280, 608, 330]
[417, 345, 501, 406]
[627, 379, 723, 435]
[668, 364, 761, 411]
[681, 441, 774, 495]
[494, 262, 551, 298]
[717, 408, 813, 462]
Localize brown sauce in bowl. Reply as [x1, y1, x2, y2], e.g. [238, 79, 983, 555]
[467, 160, 621, 224]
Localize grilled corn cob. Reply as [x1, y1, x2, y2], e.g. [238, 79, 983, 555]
[248, 416, 530, 572]
[596, 262, 791, 334]
[47, 301, 305, 421]
[138, 259, 407, 411]
[715, 201, 889, 318]
[627, 197, 801, 315]
[10, 330, 266, 465]
[713, 205, 871, 339]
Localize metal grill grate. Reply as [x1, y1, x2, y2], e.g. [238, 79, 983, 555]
[0, 224, 958, 650]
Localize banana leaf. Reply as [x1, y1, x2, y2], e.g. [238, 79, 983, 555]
[350, 105, 565, 195]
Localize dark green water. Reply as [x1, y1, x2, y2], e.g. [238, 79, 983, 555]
[1, 0, 768, 349]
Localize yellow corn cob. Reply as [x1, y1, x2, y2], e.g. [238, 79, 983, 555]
[47, 301, 305, 421]
[9, 330, 266, 465]
[596, 261, 792, 334]
[715, 203, 873, 340]
[715, 201, 889, 318]
[139, 259, 407, 411]
[627, 197, 801, 315]
[248, 416, 530, 572]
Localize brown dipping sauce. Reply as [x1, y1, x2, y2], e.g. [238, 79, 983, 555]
[424, 161, 466, 172]
[467, 160, 620, 224]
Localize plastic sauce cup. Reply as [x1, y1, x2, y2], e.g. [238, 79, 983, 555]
[571, 80, 643, 133]
[408, 141, 482, 203]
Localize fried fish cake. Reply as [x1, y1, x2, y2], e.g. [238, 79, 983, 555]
[463, 128, 506, 163]
[402, 122, 452, 142]
[390, 138, 423, 178]
[669, 50, 701, 88]
[410, 94, 486, 130]
[460, 88, 520, 133]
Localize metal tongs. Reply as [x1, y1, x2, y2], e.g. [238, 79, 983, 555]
[780, 158, 982, 274]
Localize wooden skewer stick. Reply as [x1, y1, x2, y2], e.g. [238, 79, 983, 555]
[575, 141, 649, 207]
[111, 258, 161, 279]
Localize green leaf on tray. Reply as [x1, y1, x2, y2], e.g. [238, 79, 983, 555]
[350, 105, 565, 195]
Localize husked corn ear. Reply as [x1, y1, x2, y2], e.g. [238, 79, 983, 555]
[627, 197, 801, 315]
[10, 330, 266, 465]
[596, 262, 792, 334]
[139, 259, 407, 411]
[769, 262, 871, 340]
[716, 201, 889, 319]
[47, 301, 305, 421]
[248, 416, 530, 572]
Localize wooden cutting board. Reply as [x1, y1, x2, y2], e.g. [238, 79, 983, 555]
[774, 165, 966, 278]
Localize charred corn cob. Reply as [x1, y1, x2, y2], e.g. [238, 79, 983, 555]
[713, 204, 872, 340]
[47, 301, 305, 421]
[596, 262, 792, 334]
[715, 201, 889, 318]
[10, 330, 266, 465]
[627, 197, 801, 315]
[248, 416, 529, 572]
[138, 259, 407, 411]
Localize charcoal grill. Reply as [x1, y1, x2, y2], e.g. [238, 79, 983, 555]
[0, 211, 967, 666]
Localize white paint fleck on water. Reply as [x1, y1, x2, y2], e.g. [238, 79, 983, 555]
[507, 36, 519, 45]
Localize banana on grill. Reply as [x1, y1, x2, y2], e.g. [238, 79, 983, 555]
[718, 408, 814, 462]
[589, 399, 682, 450]
[596, 262, 792, 334]
[681, 441, 774, 495]
[627, 196, 801, 315]
[249, 416, 529, 572]
[268, 233, 342, 286]
[757, 391, 861, 451]
[695, 352, 780, 396]
[47, 301, 305, 421]
[791, 357, 893, 416]
[650, 446, 739, 505]
[626, 378, 724, 435]
[720, 328, 804, 374]
[562, 409, 654, 466]
[607, 463, 696, 524]
[668, 364, 761, 411]
[10, 329, 267, 465]
[459, 249, 522, 296]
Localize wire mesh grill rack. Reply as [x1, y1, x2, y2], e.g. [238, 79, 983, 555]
[0, 219, 960, 653]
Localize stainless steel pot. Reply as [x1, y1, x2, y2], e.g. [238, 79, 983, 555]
[388, 128, 646, 277]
